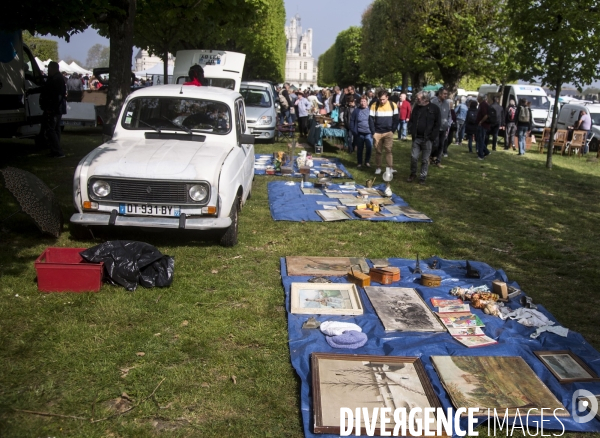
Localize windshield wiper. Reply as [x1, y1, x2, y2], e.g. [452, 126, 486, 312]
[162, 116, 192, 134]
[137, 119, 161, 132]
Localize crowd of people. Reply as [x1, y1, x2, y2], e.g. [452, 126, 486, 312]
[277, 84, 537, 185]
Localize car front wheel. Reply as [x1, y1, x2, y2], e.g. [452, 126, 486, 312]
[219, 199, 239, 247]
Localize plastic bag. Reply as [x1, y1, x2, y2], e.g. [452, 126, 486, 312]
[80, 241, 174, 291]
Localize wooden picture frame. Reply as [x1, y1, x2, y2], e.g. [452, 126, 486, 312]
[290, 282, 363, 315]
[534, 351, 600, 383]
[311, 353, 442, 435]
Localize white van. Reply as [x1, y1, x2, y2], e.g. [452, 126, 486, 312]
[172, 50, 246, 92]
[555, 103, 600, 152]
[478, 84, 550, 133]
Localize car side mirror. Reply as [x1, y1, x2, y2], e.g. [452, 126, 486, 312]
[240, 134, 255, 144]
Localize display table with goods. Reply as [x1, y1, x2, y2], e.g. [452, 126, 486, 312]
[280, 256, 600, 437]
[268, 182, 432, 223]
[254, 153, 353, 179]
[307, 118, 349, 153]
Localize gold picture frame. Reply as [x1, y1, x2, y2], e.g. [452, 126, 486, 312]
[534, 350, 600, 383]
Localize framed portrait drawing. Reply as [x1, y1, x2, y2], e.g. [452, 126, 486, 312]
[290, 283, 363, 315]
[431, 356, 568, 417]
[311, 353, 442, 435]
[286, 256, 369, 276]
[534, 351, 600, 383]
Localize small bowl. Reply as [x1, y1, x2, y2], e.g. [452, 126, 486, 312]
[421, 274, 441, 287]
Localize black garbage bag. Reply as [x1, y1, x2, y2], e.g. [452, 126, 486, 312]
[80, 241, 174, 291]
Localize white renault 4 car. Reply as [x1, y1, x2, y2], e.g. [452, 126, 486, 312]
[70, 83, 255, 246]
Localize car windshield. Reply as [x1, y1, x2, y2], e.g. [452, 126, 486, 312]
[176, 77, 235, 90]
[121, 97, 231, 134]
[240, 87, 271, 108]
[517, 94, 549, 110]
[589, 112, 600, 125]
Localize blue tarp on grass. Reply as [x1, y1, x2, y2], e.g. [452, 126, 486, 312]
[281, 256, 600, 438]
[268, 181, 433, 223]
[254, 154, 353, 179]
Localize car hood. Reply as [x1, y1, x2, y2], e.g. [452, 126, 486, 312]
[245, 106, 273, 121]
[84, 137, 233, 184]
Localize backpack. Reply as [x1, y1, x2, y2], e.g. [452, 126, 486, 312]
[466, 109, 477, 125]
[518, 106, 530, 123]
[278, 92, 289, 109]
[488, 105, 499, 126]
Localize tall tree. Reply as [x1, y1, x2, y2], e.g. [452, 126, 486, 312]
[22, 31, 59, 61]
[85, 43, 110, 69]
[509, 0, 600, 168]
[333, 27, 365, 88]
[317, 45, 336, 87]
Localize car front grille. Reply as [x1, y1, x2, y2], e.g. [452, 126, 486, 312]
[534, 118, 546, 125]
[110, 179, 188, 203]
[246, 119, 257, 124]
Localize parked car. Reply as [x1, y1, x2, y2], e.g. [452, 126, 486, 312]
[240, 81, 277, 143]
[555, 103, 600, 152]
[70, 83, 255, 246]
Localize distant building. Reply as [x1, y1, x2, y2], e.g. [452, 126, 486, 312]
[284, 15, 318, 89]
[134, 49, 175, 72]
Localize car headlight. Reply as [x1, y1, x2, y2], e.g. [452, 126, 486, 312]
[258, 116, 272, 125]
[92, 180, 111, 197]
[189, 184, 209, 202]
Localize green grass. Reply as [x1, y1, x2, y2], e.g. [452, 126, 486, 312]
[0, 128, 599, 436]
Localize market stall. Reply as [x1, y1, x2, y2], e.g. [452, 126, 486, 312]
[281, 256, 600, 437]
[268, 182, 432, 223]
[254, 154, 353, 179]
[307, 118, 349, 154]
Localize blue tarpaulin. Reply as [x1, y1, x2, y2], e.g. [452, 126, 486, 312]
[268, 181, 433, 223]
[281, 256, 600, 438]
[254, 154, 353, 179]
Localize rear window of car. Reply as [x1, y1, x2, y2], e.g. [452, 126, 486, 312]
[240, 87, 272, 108]
[175, 76, 235, 90]
[121, 97, 231, 134]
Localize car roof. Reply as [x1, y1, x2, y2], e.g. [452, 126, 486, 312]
[128, 84, 241, 101]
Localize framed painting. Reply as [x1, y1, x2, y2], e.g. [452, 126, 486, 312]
[431, 356, 568, 417]
[286, 256, 369, 276]
[364, 287, 445, 332]
[311, 353, 442, 435]
[316, 209, 352, 222]
[290, 283, 363, 315]
[534, 351, 600, 383]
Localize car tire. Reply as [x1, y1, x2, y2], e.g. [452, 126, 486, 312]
[219, 199, 239, 247]
[590, 137, 599, 153]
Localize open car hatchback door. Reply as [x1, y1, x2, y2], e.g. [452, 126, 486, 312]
[173, 50, 245, 92]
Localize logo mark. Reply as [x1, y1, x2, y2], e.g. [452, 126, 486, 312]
[572, 389, 598, 423]
[146, 186, 152, 194]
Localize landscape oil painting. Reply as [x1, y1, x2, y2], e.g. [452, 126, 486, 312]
[286, 256, 369, 276]
[290, 283, 363, 315]
[311, 353, 441, 434]
[431, 356, 568, 417]
[364, 287, 445, 332]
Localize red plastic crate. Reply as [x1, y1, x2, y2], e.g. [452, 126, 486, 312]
[35, 247, 103, 293]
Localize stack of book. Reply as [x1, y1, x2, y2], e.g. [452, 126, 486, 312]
[431, 298, 497, 348]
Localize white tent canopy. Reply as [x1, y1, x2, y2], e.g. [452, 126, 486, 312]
[35, 57, 46, 70]
[69, 61, 92, 76]
[134, 63, 173, 76]
[58, 60, 73, 73]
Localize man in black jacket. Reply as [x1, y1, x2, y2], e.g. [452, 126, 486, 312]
[407, 91, 441, 185]
[32, 61, 67, 157]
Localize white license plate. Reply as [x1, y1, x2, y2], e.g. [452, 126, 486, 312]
[119, 204, 180, 217]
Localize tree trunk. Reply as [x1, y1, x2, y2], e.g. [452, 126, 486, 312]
[402, 71, 409, 93]
[163, 47, 169, 85]
[546, 80, 562, 169]
[105, 0, 136, 130]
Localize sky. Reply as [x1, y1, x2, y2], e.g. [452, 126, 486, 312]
[42, 0, 370, 64]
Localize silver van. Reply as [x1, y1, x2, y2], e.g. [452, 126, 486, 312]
[240, 81, 277, 143]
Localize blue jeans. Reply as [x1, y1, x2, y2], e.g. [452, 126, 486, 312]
[399, 120, 408, 139]
[517, 125, 528, 154]
[467, 134, 475, 152]
[410, 138, 432, 180]
[476, 125, 490, 158]
[279, 109, 292, 125]
[456, 119, 466, 144]
[355, 132, 373, 165]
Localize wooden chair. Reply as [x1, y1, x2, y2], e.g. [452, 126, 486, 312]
[552, 129, 568, 154]
[566, 130, 586, 157]
[539, 127, 551, 153]
[513, 134, 535, 151]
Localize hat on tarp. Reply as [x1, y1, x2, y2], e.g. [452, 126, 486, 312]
[326, 330, 368, 349]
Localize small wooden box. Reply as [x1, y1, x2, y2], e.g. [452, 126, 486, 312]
[281, 166, 293, 175]
[492, 280, 509, 300]
[299, 166, 311, 174]
[369, 267, 400, 285]
[347, 271, 371, 287]
[420, 273, 441, 287]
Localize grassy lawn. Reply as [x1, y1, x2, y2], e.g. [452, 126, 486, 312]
[0, 128, 599, 437]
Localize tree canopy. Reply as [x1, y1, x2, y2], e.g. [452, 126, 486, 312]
[85, 43, 110, 69]
[22, 31, 58, 61]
